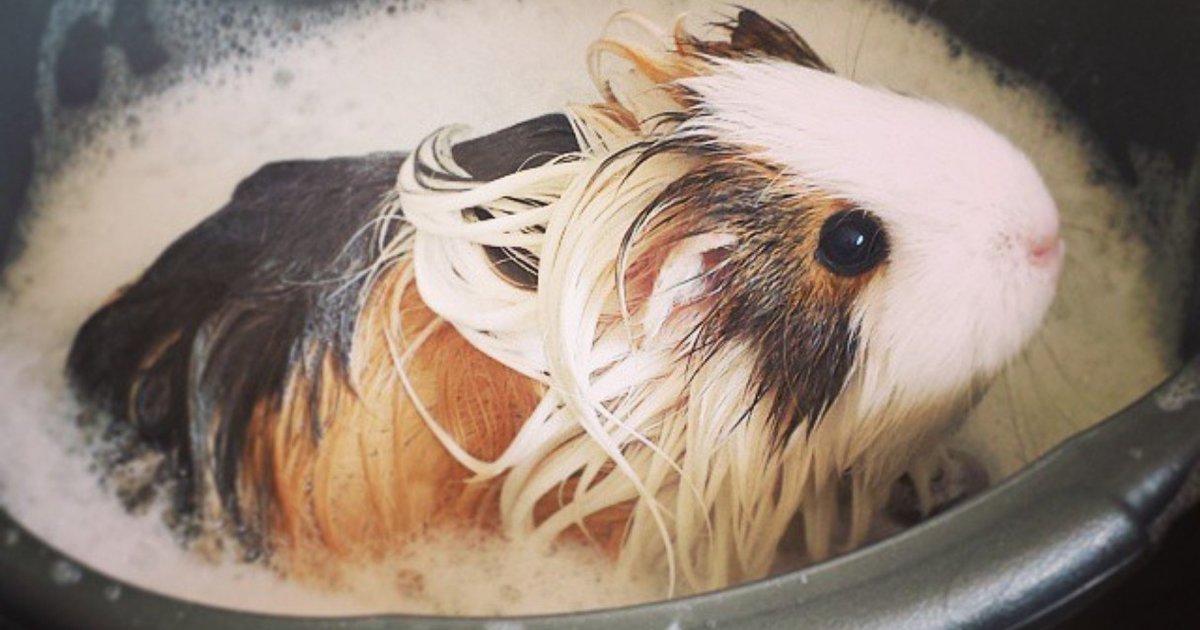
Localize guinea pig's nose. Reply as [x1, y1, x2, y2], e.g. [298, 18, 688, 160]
[1027, 232, 1064, 270]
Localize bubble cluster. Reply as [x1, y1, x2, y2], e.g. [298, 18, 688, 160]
[103, 583, 123, 602]
[49, 559, 84, 586]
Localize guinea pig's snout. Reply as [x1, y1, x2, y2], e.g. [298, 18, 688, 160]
[1027, 231, 1064, 271]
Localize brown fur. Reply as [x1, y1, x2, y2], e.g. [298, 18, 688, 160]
[233, 265, 649, 576]
[630, 155, 882, 437]
[234, 268, 542, 573]
[680, 9, 833, 71]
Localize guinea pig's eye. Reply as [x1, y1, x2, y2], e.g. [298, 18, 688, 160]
[815, 210, 889, 277]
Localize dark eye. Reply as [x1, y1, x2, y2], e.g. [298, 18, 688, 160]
[815, 210, 889, 277]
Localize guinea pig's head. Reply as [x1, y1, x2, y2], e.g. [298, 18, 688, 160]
[649, 58, 1061, 441]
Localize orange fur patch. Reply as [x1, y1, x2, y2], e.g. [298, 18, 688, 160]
[234, 267, 534, 573]
[236, 265, 637, 577]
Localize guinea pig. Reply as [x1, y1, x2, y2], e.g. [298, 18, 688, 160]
[67, 9, 1061, 594]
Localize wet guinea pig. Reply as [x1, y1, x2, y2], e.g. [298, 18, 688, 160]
[67, 10, 1061, 594]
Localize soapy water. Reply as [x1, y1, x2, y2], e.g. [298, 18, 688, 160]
[49, 559, 85, 587]
[0, 0, 1191, 616]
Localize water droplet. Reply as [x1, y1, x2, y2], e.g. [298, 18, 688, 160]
[49, 559, 83, 586]
[104, 584, 123, 602]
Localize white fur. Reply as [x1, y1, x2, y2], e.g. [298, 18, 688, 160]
[676, 63, 1062, 531]
[379, 19, 1061, 595]
[681, 61, 1061, 410]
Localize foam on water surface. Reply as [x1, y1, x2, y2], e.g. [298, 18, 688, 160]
[0, 0, 1189, 616]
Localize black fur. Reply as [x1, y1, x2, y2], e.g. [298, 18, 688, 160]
[68, 152, 405, 523]
[630, 153, 862, 442]
[454, 114, 579, 290]
[67, 114, 579, 533]
[452, 114, 579, 181]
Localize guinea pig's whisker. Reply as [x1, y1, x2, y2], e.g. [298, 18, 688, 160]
[1014, 347, 1079, 435]
[652, 258, 734, 298]
[850, 1, 881, 82]
[1059, 218, 1104, 235]
[1022, 339, 1092, 433]
[999, 368, 1032, 464]
[1046, 294, 1070, 320]
[1061, 249, 1096, 272]
[1053, 257, 1098, 301]
[1032, 330, 1107, 421]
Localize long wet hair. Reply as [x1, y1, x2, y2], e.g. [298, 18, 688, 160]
[68, 9, 1060, 594]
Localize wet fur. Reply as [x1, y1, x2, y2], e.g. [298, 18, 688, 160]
[67, 10, 1058, 592]
[69, 153, 405, 531]
[68, 120, 582, 563]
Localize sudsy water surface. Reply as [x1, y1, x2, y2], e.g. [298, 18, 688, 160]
[0, 0, 1190, 616]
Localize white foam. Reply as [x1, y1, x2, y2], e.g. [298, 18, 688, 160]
[0, 0, 1187, 616]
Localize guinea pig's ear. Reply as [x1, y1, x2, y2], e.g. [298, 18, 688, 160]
[626, 233, 736, 341]
[685, 9, 832, 72]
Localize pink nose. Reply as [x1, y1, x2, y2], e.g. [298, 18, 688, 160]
[1028, 233, 1063, 269]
